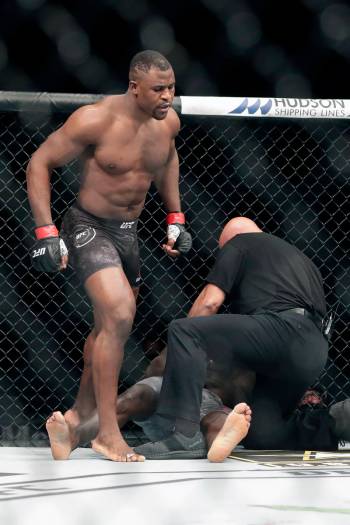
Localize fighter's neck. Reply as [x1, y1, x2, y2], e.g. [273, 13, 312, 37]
[122, 91, 154, 124]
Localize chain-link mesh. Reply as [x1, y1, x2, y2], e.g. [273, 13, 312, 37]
[0, 101, 349, 446]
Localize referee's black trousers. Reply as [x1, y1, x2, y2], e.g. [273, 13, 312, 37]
[156, 312, 328, 449]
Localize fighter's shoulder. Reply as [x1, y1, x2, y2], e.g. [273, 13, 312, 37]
[72, 98, 112, 121]
[165, 107, 181, 137]
[65, 97, 114, 134]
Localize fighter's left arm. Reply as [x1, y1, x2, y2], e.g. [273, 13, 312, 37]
[154, 137, 192, 257]
[187, 284, 226, 317]
[154, 140, 181, 213]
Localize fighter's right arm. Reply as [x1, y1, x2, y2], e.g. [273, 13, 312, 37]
[144, 285, 225, 377]
[144, 348, 168, 378]
[26, 104, 105, 226]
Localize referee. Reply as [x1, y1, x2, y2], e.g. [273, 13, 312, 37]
[135, 216, 329, 459]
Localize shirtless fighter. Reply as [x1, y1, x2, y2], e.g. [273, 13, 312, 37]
[26, 50, 191, 462]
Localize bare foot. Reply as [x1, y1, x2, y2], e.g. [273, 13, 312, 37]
[207, 402, 252, 463]
[46, 411, 73, 460]
[63, 408, 82, 450]
[91, 434, 145, 462]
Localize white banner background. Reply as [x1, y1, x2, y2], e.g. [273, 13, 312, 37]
[180, 96, 350, 119]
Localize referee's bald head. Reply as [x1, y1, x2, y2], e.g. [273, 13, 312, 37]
[219, 217, 262, 248]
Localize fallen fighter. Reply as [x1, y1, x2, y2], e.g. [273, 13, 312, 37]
[45, 358, 254, 461]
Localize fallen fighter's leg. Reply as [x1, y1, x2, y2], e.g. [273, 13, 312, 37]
[205, 403, 252, 462]
[46, 366, 249, 460]
[133, 377, 225, 441]
[46, 379, 159, 460]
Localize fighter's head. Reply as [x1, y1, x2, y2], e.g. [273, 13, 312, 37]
[129, 50, 175, 120]
[218, 217, 262, 248]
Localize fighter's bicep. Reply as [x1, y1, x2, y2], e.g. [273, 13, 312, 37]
[33, 127, 88, 168]
[32, 105, 105, 168]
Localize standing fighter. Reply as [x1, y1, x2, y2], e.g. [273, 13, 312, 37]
[26, 50, 191, 462]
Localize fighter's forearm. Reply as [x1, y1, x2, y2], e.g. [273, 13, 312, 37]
[157, 176, 181, 212]
[26, 159, 54, 226]
[155, 148, 181, 212]
[161, 192, 181, 213]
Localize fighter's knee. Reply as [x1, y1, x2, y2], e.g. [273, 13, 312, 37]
[118, 384, 158, 416]
[101, 305, 135, 336]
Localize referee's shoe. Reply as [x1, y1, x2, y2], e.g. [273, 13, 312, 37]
[134, 430, 207, 460]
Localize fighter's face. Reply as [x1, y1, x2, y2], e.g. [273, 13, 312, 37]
[131, 67, 175, 120]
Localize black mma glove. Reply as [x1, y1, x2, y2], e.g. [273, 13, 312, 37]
[31, 224, 68, 272]
[166, 212, 192, 254]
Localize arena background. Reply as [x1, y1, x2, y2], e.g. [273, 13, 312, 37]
[0, 0, 349, 445]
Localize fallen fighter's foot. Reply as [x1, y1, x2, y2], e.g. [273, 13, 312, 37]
[207, 402, 252, 463]
[134, 430, 207, 460]
[91, 434, 145, 462]
[46, 411, 74, 460]
[63, 408, 82, 452]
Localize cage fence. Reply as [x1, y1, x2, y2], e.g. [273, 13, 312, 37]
[0, 92, 349, 445]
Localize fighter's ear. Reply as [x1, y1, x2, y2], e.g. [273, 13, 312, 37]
[129, 80, 138, 95]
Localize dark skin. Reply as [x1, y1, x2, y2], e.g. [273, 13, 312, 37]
[27, 65, 184, 462]
[43, 349, 255, 456]
[42, 283, 255, 459]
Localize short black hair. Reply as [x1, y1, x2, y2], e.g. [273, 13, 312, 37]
[129, 50, 172, 79]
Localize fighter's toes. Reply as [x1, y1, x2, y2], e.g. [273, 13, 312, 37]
[46, 411, 65, 426]
[233, 402, 250, 414]
[126, 452, 145, 462]
[91, 439, 145, 462]
[234, 403, 252, 424]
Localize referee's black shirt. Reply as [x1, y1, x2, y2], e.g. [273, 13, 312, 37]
[206, 233, 326, 318]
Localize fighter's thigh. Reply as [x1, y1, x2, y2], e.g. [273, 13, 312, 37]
[62, 212, 126, 284]
[85, 267, 136, 319]
[119, 379, 161, 418]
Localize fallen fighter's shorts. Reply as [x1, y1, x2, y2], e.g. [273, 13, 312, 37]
[133, 376, 224, 441]
[61, 203, 141, 287]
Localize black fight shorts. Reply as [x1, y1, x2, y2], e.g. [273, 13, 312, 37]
[60, 203, 141, 287]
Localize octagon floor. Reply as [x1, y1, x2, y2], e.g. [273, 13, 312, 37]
[0, 447, 349, 525]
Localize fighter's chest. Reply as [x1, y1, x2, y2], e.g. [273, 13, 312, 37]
[94, 129, 171, 174]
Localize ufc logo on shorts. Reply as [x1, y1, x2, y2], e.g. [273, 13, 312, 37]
[120, 222, 135, 229]
[33, 247, 46, 257]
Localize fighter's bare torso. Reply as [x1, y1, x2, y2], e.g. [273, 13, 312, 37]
[76, 95, 179, 220]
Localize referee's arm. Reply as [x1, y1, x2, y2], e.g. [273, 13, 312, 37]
[187, 284, 226, 317]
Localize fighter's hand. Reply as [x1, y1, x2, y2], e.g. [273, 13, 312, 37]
[162, 237, 180, 257]
[162, 212, 192, 258]
[31, 224, 68, 272]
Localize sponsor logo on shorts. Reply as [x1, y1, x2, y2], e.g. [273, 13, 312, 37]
[74, 227, 96, 248]
[120, 221, 135, 229]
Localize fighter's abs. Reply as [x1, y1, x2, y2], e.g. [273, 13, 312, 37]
[77, 162, 153, 219]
